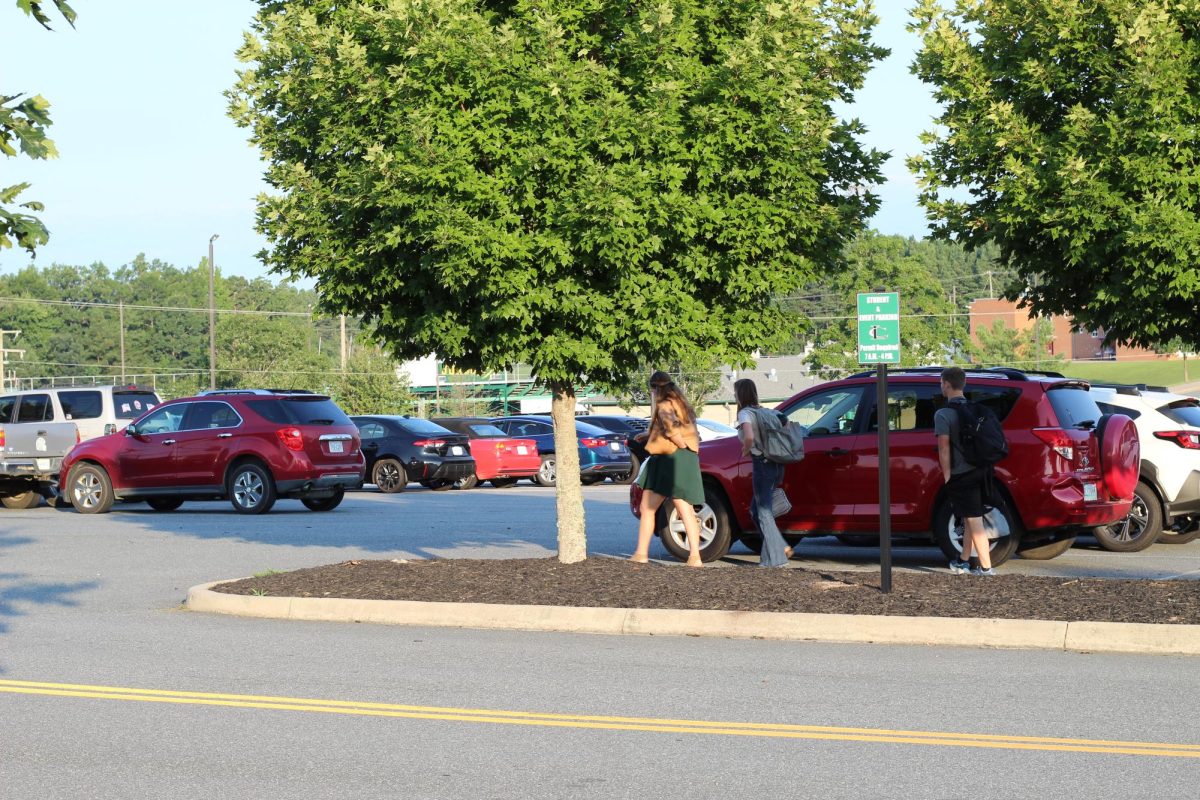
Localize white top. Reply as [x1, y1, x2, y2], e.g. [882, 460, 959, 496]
[736, 407, 762, 457]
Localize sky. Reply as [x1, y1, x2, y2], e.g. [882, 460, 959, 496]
[0, 0, 938, 281]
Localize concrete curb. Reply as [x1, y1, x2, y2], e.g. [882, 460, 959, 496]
[186, 581, 1200, 656]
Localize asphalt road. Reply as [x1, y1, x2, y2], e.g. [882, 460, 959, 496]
[1, 484, 1198, 799]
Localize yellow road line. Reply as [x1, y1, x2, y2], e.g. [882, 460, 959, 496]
[1, 679, 1197, 758]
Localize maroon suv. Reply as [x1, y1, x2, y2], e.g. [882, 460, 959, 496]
[632, 367, 1140, 565]
[60, 390, 364, 514]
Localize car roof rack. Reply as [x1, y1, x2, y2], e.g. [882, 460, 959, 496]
[1083, 381, 1169, 394]
[196, 388, 319, 397]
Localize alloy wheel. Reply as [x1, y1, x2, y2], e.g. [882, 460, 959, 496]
[73, 472, 102, 510]
[233, 470, 265, 509]
[665, 502, 718, 552]
[1109, 494, 1150, 544]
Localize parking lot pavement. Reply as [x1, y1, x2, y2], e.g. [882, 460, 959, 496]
[2, 482, 1197, 581]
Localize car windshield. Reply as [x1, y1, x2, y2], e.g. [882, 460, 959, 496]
[393, 417, 455, 435]
[113, 391, 160, 419]
[467, 423, 508, 437]
[248, 397, 351, 426]
[1161, 400, 1200, 427]
[697, 419, 736, 434]
[1047, 386, 1102, 429]
[574, 420, 612, 436]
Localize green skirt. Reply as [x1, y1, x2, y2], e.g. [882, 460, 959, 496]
[638, 448, 704, 505]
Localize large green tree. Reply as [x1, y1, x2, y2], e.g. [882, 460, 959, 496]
[231, 0, 887, 562]
[1, 0, 75, 254]
[909, 0, 1200, 350]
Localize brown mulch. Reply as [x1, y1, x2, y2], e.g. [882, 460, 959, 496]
[213, 557, 1200, 625]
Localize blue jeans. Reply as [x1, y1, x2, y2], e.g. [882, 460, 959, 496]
[752, 456, 789, 567]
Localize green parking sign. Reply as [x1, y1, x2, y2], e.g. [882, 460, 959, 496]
[857, 292, 900, 364]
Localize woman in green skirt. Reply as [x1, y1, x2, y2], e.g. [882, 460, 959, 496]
[631, 371, 705, 566]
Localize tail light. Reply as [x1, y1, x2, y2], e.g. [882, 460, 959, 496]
[0, 429, 5, 448]
[413, 439, 445, 449]
[1033, 428, 1074, 461]
[580, 438, 604, 448]
[276, 427, 305, 451]
[1153, 430, 1200, 450]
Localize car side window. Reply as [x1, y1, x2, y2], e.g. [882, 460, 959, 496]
[782, 388, 865, 436]
[358, 422, 386, 439]
[58, 390, 104, 420]
[15, 394, 52, 423]
[0, 395, 15, 423]
[1096, 401, 1141, 420]
[138, 405, 187, 435]
[869, 384, 940, 432]
[183, 401, 241, 431]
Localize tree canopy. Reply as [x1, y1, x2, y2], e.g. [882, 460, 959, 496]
[909, 0, 1200, 350]
[1, 0, 75, 254]
[231, 0, 888, 560]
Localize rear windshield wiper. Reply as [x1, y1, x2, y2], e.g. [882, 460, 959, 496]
[1075, 420, 1097, 430]
[307, 418, 335, 425]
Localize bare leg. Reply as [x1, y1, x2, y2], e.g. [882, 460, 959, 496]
[673, 498, 704, 567]
[632, 489, 666, 562]
[965, 516, 991, 569]
[959, 517, 975, 563]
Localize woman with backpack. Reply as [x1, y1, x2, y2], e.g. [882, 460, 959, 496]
[734, 378, 793, 567]
[630, 371, 705, 567]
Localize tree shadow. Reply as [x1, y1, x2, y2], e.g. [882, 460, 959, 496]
[0, 570, 100, 675]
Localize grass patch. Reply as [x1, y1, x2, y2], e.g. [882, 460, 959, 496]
[1060, 360, 1195, 389]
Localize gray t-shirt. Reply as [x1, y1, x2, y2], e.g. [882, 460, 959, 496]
[934, 396, 972, 475]
[736, 407, 763, 457]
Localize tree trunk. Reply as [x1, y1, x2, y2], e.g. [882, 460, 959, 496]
[550, 382, 587, 563]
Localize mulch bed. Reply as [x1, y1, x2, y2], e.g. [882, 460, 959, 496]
[213, 557, 1200, 625]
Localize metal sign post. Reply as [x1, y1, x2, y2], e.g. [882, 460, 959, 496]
[858, 293, 900, 593]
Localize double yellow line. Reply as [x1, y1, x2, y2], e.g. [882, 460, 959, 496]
[2, 678, 1198, 758]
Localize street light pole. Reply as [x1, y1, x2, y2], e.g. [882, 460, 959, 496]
[208, 234, 219, 390]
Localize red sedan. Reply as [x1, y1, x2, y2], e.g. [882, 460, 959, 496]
[433, 417, 540, 488]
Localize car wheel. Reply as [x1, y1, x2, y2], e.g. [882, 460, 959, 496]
[489, 478, 519, 488]
[371, 459, 407, 494]
[1092, 481, 1163, 552]
[1016, 534, 1076, 560]
[146, 497, 184, 512]
[932, 494, 1020, 567]
[453, 474, 479, 490]
[534, 455, 556, 487]
[68, 463, 115, 515]
[302, 490, 345, 511]
[228, 462, 277, 515]
[1, 491, 42, 510]
[1158, 516, 1200, 545]
[612, 455, 640, 486]
[655, 482, 734, 563]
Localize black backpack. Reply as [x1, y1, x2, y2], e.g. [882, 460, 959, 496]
[951, 402, 1008, 467]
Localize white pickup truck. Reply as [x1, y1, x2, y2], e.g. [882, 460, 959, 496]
[0, 419, 79, 509]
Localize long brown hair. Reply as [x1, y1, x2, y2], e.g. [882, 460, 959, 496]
[649, 370, 697, 422]
[733, 378, 759, 411]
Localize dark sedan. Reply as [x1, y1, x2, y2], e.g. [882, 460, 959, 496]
[490, 415, 632, 487]
[575, 414, 650, 485]
[350, 415, 476, 492]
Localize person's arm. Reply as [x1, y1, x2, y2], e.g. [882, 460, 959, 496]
[659, 401, 691, 450]
[938, 434, 952, 482]
[738, 415, 755, 457]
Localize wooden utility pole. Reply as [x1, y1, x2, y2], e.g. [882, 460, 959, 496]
[0, 330, 25, 393]
[339, 314, 347, 373]
[119, 301, 126, 383]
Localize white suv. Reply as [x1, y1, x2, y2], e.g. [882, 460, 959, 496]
[1090, 386, 1200, 550]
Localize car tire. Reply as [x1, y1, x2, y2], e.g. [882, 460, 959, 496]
[1, 491, 42, 510]
[534, 455, 556, 487]
[371, 459, 407, 494]
[453, 475, 479, 490]
[489, 478, 519, 488]
[1016, 534, 1076, 560]
[146, 497, 184, 512]
[1092, 481, 1163, 552]
[1158, 517, 1200, 545]
[68, 463, 115, 515]
[612, 455, 640, 486]
[932, 494, 1020, 567]
[302, 490, 345, 511]
[655, 482, 734, 563]
[227, 462, 277, 515]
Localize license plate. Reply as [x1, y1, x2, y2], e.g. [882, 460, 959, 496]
[610, 442, 620, 451]
[451, 446, 464, 456]
[517, 446, 528, 455]
[329, 441, 344, 453]
[1083, 483, 1098, 502]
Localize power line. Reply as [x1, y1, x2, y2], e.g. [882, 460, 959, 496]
[0, 295, 316, 318]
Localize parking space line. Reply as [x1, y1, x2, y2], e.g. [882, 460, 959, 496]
[2, 679, 1198, 758]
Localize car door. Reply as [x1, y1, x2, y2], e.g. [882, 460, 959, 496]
[355, 421, 387, 473]
[172, 401, 241, 489]
[513, 421, 554, 454]
[117, 403, 189, 490]
[773, 385, 867, 532]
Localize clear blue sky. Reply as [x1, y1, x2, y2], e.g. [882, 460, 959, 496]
[0, 0, 936, 280]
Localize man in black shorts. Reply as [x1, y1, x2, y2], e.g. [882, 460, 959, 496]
[935, 367, 996, 576]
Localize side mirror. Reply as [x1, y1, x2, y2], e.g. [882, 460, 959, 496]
[124, 423, 138, 437]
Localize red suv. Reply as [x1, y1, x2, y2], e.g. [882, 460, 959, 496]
[632, 368, 1140, 565]
[60, 390, 364, 515]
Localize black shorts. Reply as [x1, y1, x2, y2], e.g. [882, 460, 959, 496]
[945, 468, 986, 519]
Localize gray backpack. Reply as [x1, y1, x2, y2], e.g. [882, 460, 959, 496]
[750, 407, 806, 463]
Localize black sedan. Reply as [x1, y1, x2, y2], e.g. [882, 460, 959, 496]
[575, 414, 650, 485]
[350, 415, 476, 492]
